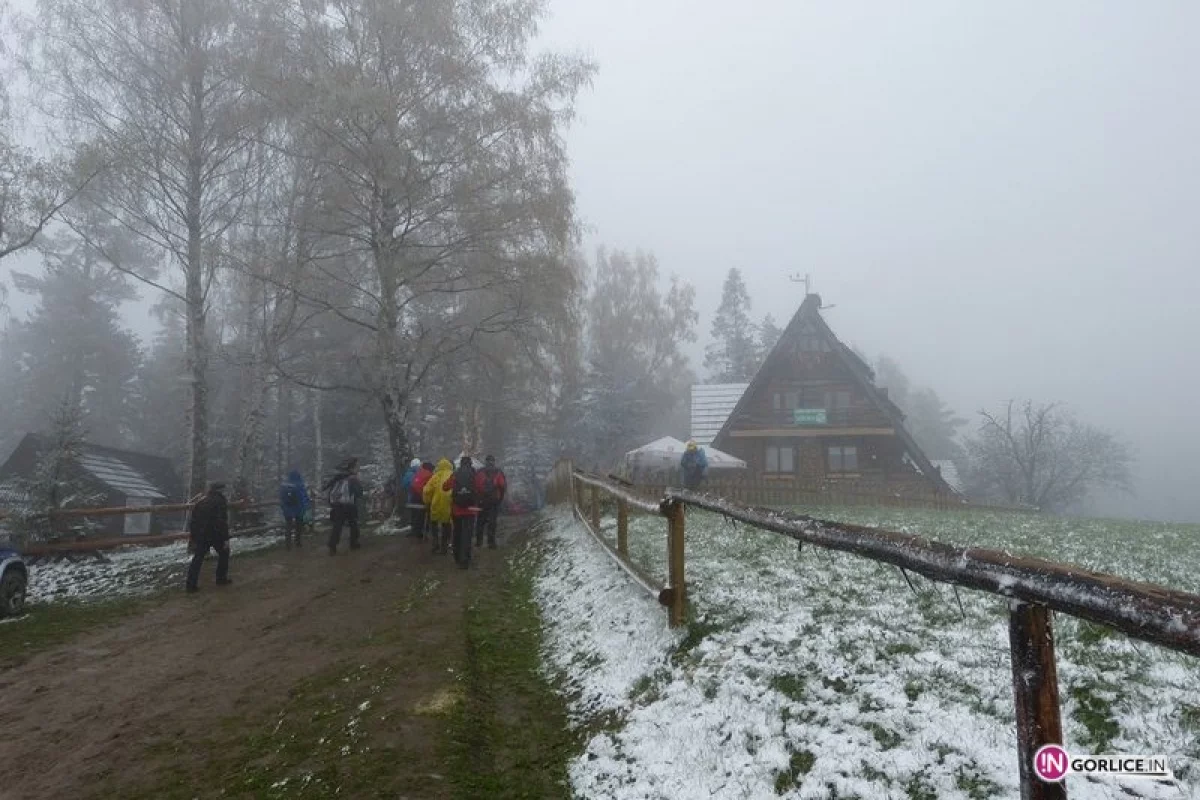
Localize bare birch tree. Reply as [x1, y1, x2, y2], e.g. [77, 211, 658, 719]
[33, 0, 265, 493]
[252, 0, 593, 481]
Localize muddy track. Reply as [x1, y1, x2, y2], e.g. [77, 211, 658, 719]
[0, 523, 525, 800]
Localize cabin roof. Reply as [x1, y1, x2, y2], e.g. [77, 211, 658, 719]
[697, 294, 955, 495]
[690, 383, 750, 446]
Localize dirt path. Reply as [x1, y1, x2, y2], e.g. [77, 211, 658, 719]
[0, 521, 553, 800]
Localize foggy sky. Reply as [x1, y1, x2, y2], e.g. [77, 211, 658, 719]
[538, 0, 1200, 523]
[3, 1, 1198, 522]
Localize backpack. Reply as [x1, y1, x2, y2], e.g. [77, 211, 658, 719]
[328, 477, 354, 506]
[481, 469, 501, 502]
[283, 485, 300, 508]
[452, 467, 477, 508]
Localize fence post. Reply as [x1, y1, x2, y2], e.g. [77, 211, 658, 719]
[666, 500, 686, 628]
[590, 484, 600, 532]
[617, 498, 629, 557]
[1008, 602, 1066, 800]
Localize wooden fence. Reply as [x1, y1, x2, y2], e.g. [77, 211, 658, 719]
[627, 478, 1034, 513]
[546, 460, 1200, 800]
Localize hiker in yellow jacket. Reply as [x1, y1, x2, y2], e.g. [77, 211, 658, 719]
[423, 458, 455, 555]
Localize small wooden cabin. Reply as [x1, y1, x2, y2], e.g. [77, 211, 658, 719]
[692, 294, 955, 497]
[0, 435, 186, 536]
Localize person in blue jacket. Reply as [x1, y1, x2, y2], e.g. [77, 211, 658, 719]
[279, 469, 311, 549]
[400, 458, 421, 536]
[680, 440, 708, 489]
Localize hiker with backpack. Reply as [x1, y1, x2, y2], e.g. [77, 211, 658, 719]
[409, 460, 435, 539]
[473, 455, 507, 549]
[443, 455, 479, 569]
[423, 458, 455, 555]
[323, 458, 364, 555]
[279, 469, 311, 549]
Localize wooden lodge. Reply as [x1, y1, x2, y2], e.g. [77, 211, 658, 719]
[0, 435, 187, 537]
[691, 294, 956, 498]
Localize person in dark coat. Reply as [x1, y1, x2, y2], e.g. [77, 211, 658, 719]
[473, 455, 507, 549]
[279, 469, 311, 549]
[186, 482, 232, 593]
[324, 457, 364, 555]
[442, 455, 479, 569]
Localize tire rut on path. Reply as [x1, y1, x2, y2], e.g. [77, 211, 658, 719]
[0, 524, 519, 800]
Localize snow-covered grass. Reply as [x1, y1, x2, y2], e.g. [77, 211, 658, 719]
[536, 505, 1200, 799]
[27, 533, 280, 604]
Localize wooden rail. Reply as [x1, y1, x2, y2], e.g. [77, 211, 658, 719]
[547, 461, 1200, 798]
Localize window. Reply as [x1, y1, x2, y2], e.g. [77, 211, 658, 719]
[827, 446, 858, 472]
[773, 392, 782, 410]
[773, 391, 800, 411]
[825, 390, 851, 409]
[766, 444, 795, 473]
[785, 391, 799, 410]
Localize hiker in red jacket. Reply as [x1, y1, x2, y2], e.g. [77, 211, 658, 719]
[408, 461, 435, 539]
[442, 455, 479, 569]
[473, 455, 507, 549]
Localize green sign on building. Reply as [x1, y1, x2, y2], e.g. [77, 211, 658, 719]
[793, 408, 827, 426]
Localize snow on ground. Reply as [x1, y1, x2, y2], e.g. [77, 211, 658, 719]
[536, 505, 1200, 799]
[27, 533, 280, 604]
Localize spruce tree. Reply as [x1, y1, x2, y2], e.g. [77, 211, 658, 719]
[704, 268, 759, 382]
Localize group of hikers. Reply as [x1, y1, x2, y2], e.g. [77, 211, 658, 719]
[185, 453, 508, 590]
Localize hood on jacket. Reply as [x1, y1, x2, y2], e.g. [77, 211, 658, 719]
[435, 458, 453, 473]
[287, 469, 304, 484]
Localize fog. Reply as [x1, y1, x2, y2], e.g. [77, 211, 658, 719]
[538, 0, 1200, 523]
[1, 0, 1196, 521]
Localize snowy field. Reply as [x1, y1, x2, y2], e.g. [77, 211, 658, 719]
[535, 505, 1200, 799]
[26, 533, 281, 604]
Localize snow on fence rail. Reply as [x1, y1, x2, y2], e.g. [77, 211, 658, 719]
[546, 459, 1200, 800]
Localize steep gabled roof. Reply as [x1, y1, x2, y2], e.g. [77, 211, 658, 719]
[711, 294, 955, 495]
[690, 383, 750, 446]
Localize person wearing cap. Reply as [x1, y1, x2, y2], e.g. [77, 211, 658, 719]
[186, 481, 232, 592]
[473, 455, 507, 549]
[323, 457, 364, 554]
[680, 440, 708, 490]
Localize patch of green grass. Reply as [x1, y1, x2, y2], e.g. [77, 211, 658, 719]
[883, 641, 919, 657]
[904, 680, 923, 702]
[671, 612, 726, 664]
[1075, 620, 1116, 646]
[821, 675, 850, 694]
[443, 540, 578, 799]
[773, 749, 815, 794]
[862, 721, 903, 750]
[1069, 683, 1121, 751]
[955, 764, 1002, 799]
[769, 672, 806, 702]
[0, 596, 152, 668]
[904, 771, 938, 800]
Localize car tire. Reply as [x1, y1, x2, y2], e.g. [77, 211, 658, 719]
[0, 571, 27, 617]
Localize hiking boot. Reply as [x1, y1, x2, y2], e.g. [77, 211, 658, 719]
[216, 578, 233, 586]
[488, 541, 497, 549]
[186, 585, 199, 594]
[349, 542, 361, 551]
[329, 545, 337, 556]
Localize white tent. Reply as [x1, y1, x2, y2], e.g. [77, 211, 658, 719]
[622, 436, 746, 475]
